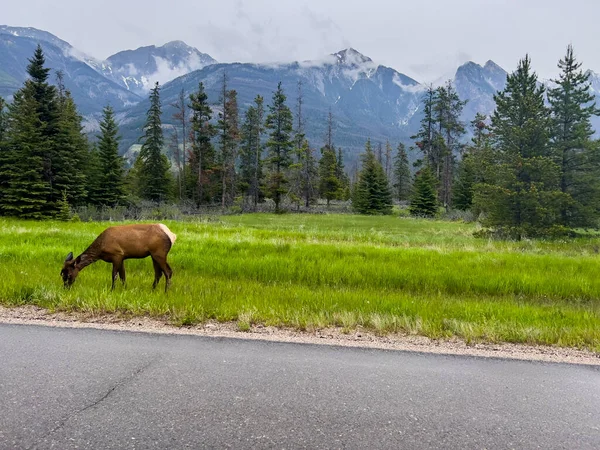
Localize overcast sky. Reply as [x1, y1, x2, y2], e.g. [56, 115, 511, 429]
[3, 0, 598, 82]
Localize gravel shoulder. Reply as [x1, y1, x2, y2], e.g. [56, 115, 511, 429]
[1, 305, 598, 366]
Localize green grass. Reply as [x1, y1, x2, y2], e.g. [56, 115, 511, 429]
[1, 215, 600, 351]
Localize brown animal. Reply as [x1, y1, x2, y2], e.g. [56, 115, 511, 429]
[61, 223, 176, 292]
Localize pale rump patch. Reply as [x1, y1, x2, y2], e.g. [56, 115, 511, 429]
[158, 224, 177, 245]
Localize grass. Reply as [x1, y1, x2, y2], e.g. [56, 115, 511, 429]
[1, 214, 600, 351]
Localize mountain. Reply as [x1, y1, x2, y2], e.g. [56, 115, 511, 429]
[0, 26, 142, 117]
[453, 60, 507, 122]
[118, 48, 424, 163]
[101, 41, 217, 95]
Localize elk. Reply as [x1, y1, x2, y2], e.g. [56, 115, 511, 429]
[61, 223, 176, 292]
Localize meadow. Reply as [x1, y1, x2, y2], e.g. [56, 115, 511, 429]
[1, 214, 600, 351]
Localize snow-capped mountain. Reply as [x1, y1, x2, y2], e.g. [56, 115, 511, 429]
[453, 60, 508, 122]
[101, 41, 217, 95]
[0, 25, 141, 116]
[117, 48, 425, 158]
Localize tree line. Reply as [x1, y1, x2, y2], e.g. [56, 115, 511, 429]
[408, 45, 600, 237]
[1, 45, 599, 238]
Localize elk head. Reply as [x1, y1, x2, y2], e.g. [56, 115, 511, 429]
[60, 252, 80, 288]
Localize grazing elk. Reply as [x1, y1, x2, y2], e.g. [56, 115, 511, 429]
[61, 223, 176, 292]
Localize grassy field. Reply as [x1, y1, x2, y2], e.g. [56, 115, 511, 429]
[1, 214, 600, 351]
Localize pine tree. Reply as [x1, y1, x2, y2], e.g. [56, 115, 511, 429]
[217, 82, 240, 208]
[475, 55, 565, 238]
[336, 147, 350, 200]
[265, 82, 294, 212]
[409, 166, 438, 218]
[0, 97, 8, 209]
[53, 88, 88, 207]
[393, 143, 411, 202]
[0, 86, 51, 218]
[548, 45, 600, 227]
[318, 144, 341, 206]
[138, 82, 171, 202]
[239, 95, 265, 209]
[85, 143, 103, 206]
[453, 114, 490, 211]
[188, 82, 216, 206]
[434, 81, 466, 208]
[96, 105, 125, 206]
[352, 139, 393, 215]
[411, 85, 437, 171]
[171, 88, 187, 201]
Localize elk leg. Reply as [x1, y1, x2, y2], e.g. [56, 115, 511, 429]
[111, 262, 120, 291]
[119, 262, 126, 286]
[151, 255, 172, 292]
[152, 258, 163, 290]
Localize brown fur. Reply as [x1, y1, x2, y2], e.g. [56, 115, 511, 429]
[61, 224, 176, 292]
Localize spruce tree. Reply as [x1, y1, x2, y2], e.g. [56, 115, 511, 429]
[318, 144, 341, 206]
[352, 139, 393, 215]
[336, 147, 350, 200]
[239, 95, 265, 209]
[548, 45, 600, 227]
[265, 82, 294, 212]
[0, 97, 8, 210]
[96, 105, 125, 206]
[409, 166, 438, 218]
[393, 143, 411, 202]
[453, 114, 493, 211]
[188, 82, 216, 206]
[53, 89, 88, 207]
[217, 82, 240, 208]
[138, 82, 171, 202]
[1, 86, 51, 218]
[475, 55, 565, 238]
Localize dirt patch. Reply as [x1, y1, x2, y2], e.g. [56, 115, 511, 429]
[1, 305, 598, 366]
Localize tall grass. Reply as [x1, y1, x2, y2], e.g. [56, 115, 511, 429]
[1, 215, 599, 350]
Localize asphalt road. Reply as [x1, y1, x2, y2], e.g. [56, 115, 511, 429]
[0, 324, 599, 449]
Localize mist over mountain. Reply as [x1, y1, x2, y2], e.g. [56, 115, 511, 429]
[2, 25, 600, 161]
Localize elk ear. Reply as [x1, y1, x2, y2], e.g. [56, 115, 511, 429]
[65, 252, 73, 262]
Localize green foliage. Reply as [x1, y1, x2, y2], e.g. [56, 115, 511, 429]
[217, 84, 240, 207]
[352, 139, 393, 215]
[318, 145, 342, 205]
[188, 82, 216, 206]
[548, 45, 600, 228]
[475, 55, 567, 238]
[265, 82, 294, 212]
[239, 95, 265, 209]
[138, 82, 171, 202]
[393, 143, 411, 202]
[409, 166, 438, 217]
[95, 105, 125, 206]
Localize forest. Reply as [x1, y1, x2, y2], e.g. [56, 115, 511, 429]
[0, 45, 599, 239]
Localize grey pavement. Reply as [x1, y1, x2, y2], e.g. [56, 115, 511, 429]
[0, 324, 599, 449]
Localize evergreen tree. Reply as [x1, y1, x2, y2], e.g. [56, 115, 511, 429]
[138, 82, 171, 202]
[352, 139, 393, 215]
[85, 143, 103, 206]
[475, 55, 565, 238]
[434, 81, 466, 208]
[411, 85, 438, 171]
[336, 147, 350, 200]
[265, 82, 294, 212]
[170, 88, 187, 201]
[547, 45, 600, 227]
[96, 105, 125, 206]
[53, 88, 88, 207]
[318, 144, 341, 206]
[217, 79, 240, 208]
[393, 143, 411, 202]
[0, 97, 8, 209]
[409, 166, 438, 217]
[0, 86, 51, 218]
[239, 95, 265, 209]
[188, 82, 216, 206]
